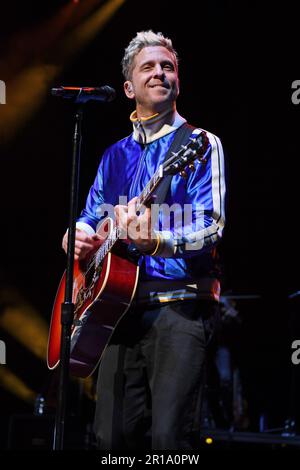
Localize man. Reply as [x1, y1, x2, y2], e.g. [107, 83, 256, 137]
[62, 30, 226, 450]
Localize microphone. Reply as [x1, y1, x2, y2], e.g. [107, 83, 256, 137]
[51, 85, 116, 104]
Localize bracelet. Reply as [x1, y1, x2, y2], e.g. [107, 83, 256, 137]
[148, 233, 161, 256]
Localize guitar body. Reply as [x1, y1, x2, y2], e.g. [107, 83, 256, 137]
[47, 218, 139, 377]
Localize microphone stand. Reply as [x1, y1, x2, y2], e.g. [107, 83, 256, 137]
[53, 105, 83, 450]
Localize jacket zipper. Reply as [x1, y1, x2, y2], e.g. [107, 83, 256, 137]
[130, 120, 148, 199]
[130, 146, 148, 199]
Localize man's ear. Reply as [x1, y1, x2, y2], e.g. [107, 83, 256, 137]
[124, 81, 135, 99]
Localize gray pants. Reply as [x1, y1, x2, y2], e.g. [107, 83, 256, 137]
[93, 299, 219, 450]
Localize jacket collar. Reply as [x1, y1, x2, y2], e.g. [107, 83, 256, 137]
[130, 108, 186, 144]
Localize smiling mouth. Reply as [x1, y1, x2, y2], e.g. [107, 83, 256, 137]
[150, 84, 168, 89]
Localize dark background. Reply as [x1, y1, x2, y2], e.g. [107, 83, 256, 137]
[0, 0, 299, 449]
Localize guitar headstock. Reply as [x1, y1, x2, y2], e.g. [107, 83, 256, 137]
[162, 131, 209, 178]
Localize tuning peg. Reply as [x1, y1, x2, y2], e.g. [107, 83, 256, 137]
[180, 170, 188, 179]
[198, 157, 207, 164]
[188, 163, 195, 172]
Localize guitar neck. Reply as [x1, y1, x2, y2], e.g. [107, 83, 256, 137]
[135, 166, 164, 210]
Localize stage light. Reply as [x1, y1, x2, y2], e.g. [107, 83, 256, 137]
[0, 287, 48, 361]
[205, 437, 213, 445]
[0, 287, 96, 404]
[0, 0, 126, 144]
[0, 367, 36, 404]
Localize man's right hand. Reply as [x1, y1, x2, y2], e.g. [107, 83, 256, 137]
[62, 228, 102, 261]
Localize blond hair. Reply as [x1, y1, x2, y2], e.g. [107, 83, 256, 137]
[121, 30, 178, 80]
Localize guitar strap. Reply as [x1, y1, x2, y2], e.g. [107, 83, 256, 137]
[153, 122, 196, 205]
[127, 122, 199, 262]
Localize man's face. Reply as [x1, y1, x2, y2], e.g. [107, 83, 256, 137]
[124, 46, 179, 115]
